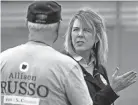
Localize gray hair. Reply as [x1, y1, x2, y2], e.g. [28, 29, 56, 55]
[64, 8, 108, 65]
[27, 21, 59, 32]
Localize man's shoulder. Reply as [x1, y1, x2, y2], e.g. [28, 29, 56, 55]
[57, 50, 77, 65]
[0, 44, 24, 59]
[60, 50, 72, 60]
[48, 50, 78, 69]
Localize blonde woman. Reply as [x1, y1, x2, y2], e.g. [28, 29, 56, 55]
[63, 8, 137, 105]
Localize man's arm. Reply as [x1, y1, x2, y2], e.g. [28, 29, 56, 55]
[64, 65, 93, 105]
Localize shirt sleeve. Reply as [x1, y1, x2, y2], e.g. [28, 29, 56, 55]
[0, 52, 7, 72]
[64, 65, 93, 105]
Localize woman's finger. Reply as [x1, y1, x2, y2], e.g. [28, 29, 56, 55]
[121, 71, 135, 78]
[126, 74, 137, 83]
[126, 80, 136, 88]
[112, 67, 119, 78]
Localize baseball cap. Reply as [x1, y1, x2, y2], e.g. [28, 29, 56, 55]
[27, 1, 61, 24]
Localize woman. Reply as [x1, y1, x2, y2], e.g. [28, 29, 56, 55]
[63, 8, 137, 105]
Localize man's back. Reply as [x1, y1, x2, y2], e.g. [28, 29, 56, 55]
[1, 42, 92, 105]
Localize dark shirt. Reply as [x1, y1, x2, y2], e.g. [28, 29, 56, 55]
[62, 51, 119, 105]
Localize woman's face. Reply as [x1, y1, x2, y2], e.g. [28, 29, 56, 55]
[71, 19, 96, 52]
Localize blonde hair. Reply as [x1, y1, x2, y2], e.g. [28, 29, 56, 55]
[64, 8, 108, 65]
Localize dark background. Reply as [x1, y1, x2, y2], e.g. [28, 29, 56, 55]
[1, 1, 138, 104]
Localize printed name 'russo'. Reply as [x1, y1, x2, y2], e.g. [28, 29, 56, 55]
[1, 72, 49, 98]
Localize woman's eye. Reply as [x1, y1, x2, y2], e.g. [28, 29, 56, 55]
[73, 28, 79, 31]
[84, 29, 91, 32]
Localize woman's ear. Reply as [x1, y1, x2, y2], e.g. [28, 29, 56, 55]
[95, 33, 99, 43]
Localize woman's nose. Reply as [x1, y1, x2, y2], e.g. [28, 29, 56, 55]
[78, 30, 83, 36]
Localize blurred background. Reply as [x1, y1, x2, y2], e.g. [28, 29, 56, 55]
[1, 1, 138, 105]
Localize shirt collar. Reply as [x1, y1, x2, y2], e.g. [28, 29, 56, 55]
[71, 50, 96, 67]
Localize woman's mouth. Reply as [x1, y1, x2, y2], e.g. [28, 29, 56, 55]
[76, 41, 84, 45]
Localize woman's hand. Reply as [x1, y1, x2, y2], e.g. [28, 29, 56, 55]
[111, 67, 137, 94]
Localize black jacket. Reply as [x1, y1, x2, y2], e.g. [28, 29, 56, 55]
[63, 51, 119, 105]
[80, 64, 119, 105]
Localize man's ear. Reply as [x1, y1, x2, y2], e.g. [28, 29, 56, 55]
[53, 22, 61, 43]
[25, 20, 29, 28]
[56, 21, 61, 33]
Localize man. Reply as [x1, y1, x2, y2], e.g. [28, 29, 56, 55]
[0, 1, 92, 105]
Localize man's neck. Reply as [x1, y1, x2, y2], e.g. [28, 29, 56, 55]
[28, 32, 55, 46]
